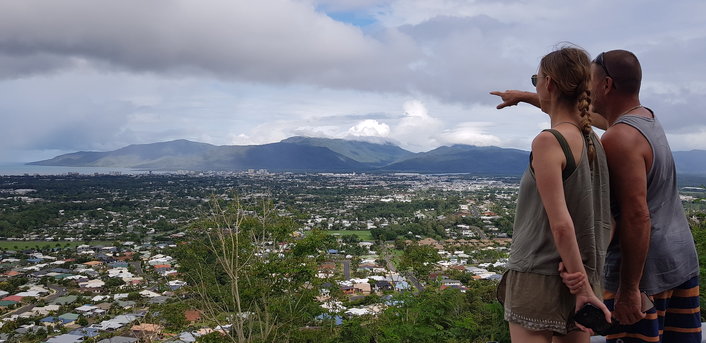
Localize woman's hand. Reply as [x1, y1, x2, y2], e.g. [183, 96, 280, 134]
[574, 291, 612, 333]
[559, 261, 588, 294]
[489, 90, 540, 109]
[559, 262, 612, 332]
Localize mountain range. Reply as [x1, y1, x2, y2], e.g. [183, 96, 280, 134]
[29, 137, 706, 176]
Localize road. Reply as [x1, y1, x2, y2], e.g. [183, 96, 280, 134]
[334, 259, 351, 280]
[44, 285, 67, 303]
[383, 254, 424, 293]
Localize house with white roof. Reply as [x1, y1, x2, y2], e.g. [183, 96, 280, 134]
[345, 308, 370, 316]
[23, 265, 46, 272]
[78, 279, 105, 289]
[147, 254, 173, 266]
[15, 291, 43, 298]
[27, 285, 49, 293]
[107, 267, 133, 279]
[92, 320, 124, 331]
[156, 268, 177, 277]
[349, 277, 369, 284]
[139, 290, 161, 298]
[79, 308, 105, 317]
[167, 280, 187, 290]
[91, 295, 110, 302]
[25, 305, 60, 317]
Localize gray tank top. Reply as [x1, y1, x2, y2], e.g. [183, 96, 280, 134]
[508, 130, 611, 289]
[603, 114, 699, 294]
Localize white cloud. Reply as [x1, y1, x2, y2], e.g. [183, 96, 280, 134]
[347, 119, 390, 137]
[391, 100, 443, 151]
[2, 0, 706, 162]
[229, 133, 253, 146]
[291, 126, 344, 139]
[0, 0, 418, 92]
[439, 122, 501, 146]
[402, 100, 430, 118]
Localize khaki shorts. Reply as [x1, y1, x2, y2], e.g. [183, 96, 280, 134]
[497, 270, 579, 335]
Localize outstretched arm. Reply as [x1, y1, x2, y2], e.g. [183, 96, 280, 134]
[490, 90, 609, 130]
[490, 90, 540, 109]
[589, 112, 608, 130]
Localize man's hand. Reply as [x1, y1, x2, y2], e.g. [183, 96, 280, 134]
[559, 262, 587, 294]
[613, 287, 645, 325]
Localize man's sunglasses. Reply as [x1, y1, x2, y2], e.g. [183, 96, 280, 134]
[531, 74, 538, 87]
[593, 52, 613, 79]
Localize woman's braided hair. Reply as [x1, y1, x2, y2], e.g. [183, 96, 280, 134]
[540, 46, 596, 167]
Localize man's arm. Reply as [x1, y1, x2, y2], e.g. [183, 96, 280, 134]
[490, 90, 609, 130]
[602, 124, 652, 325]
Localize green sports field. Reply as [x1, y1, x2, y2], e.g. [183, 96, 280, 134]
[325, 230, 373, 241]
[0, 241, 116, 250]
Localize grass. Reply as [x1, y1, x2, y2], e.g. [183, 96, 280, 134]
[326, 230, 373, 241]
[0, 241, 117, 250]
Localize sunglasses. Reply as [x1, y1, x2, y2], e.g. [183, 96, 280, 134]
[593, 52, 613, 79]
[531, 74, 538, 87]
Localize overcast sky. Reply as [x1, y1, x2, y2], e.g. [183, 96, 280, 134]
[1, 0, 705, 162]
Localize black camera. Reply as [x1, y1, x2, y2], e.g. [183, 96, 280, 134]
[573, 303, 619, 335]
[574, 292, 654, 335]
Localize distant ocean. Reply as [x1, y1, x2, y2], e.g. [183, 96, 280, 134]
[0, 163, 147, 176]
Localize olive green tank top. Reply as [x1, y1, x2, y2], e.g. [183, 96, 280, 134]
[507, 130, 611, 287]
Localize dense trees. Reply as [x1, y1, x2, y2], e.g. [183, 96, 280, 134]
[172, 198, 513, 342]
[174, 199, 335, 342]
[158, 301, 190, 331]
[338, 283, 509, 343]
[399, 244, 441, 282]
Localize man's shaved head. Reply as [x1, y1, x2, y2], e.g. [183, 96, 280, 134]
[602, 50, 642, 95]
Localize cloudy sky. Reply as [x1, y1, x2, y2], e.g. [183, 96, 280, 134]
[1, 0, 705, 162]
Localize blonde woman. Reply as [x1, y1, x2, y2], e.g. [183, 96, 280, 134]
[495, 47, 612, 342]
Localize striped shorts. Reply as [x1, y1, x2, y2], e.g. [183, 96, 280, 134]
[603, 275, 701, 343]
